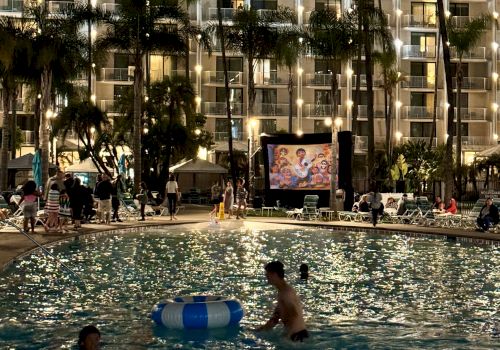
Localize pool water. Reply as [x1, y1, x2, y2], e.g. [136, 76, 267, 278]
[0, 223, 499, 349]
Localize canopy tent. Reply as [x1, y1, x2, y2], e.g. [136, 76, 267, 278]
[66, 158, 100, 173]
[476, 144, 500, 158]
[169, 159, 228, 192]
[7, 153, 57, 189]
[8, 153, 57, 170]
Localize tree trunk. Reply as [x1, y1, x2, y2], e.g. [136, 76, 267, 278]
[10, 88, 18, 159]
[386, 89, 393, 167]
[40, 67, 52, 192]
[456, 62, 463, 199]
[133, 56, 144, 193]
[34, 80, 41, 151]
[217, 0, 238, 189]
[329, 61, 339, 212]
[288, 67, 293, 133]
[352, 20, 362, 137]
[0, 90, 12, 191]
[430, 31, 440, 150]
[247, 56, 256, 115]
[437, 0, 455, 203]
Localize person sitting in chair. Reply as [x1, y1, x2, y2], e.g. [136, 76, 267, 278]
[476, 197, 499, 232]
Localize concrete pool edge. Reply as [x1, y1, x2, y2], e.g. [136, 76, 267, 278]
[2, 214, 499, 272]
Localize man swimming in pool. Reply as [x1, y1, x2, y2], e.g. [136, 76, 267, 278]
[256, 261, 309, 342]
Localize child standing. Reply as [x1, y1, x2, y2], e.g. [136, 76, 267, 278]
[58, 189, 71, 232]
[138, 181, 148, 221]
[19, 180, 40, 233]
[45, 183, 60, 231]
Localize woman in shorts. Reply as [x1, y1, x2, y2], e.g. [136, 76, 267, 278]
[19, 180, 40, 233]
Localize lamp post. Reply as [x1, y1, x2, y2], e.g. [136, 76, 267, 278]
[248, 118, 258, 203]
[326, 116, 343, 215]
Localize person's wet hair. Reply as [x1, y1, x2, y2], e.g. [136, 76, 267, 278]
[78, 325, 100, 349]
[299, 263, 309, 280]
[265, 261, 285, 279]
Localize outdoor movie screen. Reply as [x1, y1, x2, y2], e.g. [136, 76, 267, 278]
[267, 143, 333, 190]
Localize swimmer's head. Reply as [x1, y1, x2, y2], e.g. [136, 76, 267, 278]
[265, 261, 285, 280]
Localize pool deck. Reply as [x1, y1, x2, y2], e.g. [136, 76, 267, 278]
[1, 206, 499, 269]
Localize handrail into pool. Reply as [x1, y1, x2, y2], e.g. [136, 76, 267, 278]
[1, 219, 87, 290]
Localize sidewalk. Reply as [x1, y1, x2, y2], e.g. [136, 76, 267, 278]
[1, 208, 499, 269]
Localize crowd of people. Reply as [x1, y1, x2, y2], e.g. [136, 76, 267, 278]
[209, 178, 248, 220]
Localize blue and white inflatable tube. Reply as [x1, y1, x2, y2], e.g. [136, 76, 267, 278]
[151, 295, 244, 329]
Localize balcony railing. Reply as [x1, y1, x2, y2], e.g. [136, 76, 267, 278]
[450, 16, 481, 28]
[98, 68, 132, 82]
[99, 100, 121, 113]
[450, 47, 486, 60]
[402, 45, 436, 59]
[207, 8, 236, 21]
[304, 73, 341, 87]
[351, 74, 383, 88]
[99, 3, 121, 14]
[21, 130, 34, 145]
[401, 106, 434, 119]
[401, 76, 435, 89]
[253, 103, 289, 116]
[204, 71, 243, 84]
[459, 136, 494, 146]
[254, 72, 287, 85]
[453, 107, 487, 121]
[47, 1, 74, 13]
[402, 14, 437, 28]
[213, 131, 244, 141]
[357, 105, 387, 118]
[0, 0, 23, 12]
[203, 102, 244, 116]
[402, 136, 437, 147]
[354, 136, 385, 150]
[452, 77, 488, 90]
[303, 104, 340, 117]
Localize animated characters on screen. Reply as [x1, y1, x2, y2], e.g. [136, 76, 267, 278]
[267, 143, 333, 190]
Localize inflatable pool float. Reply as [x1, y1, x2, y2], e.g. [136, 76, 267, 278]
[151, 295, 244, 329]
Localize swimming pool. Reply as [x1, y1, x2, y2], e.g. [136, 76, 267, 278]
[0, 222, 498, 349]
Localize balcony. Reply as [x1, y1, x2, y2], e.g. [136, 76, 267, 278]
[303, 104, 340, 118]
[21, 130, 34, 145]
[350, 75, 383, 88]
[99, 100, 121, 113]
[402, 45, 436, 59]
[357, 105, 387, 118]
[98, 68, 133, 82]
[0, 0, 23, 12]
[254, 72, 287, 86]
[354, 136, 385, 151]
[253, 103, 289, 116]
[99, 3, 121, 14]
[204, 71, 243, 85]
[453, 107, 487, 121]
[460, 136, 494, 147]
[402, 136, 437, 147]
[203, 102, 244, 116]
[213, 131, 244, 141]
[401, 76, 435, 89]
[450, 16, 482, 28]
[401, 106, 435, 119]
[304, 73, 341, 87]
[452, 77, 488, 90]
[47, 1, 74, 13]
[450, 47, 486, 61]
[207, 8, 236, 21]
[402, 14, 437, 29]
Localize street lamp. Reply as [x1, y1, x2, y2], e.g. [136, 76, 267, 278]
[329, 116, 343, 215]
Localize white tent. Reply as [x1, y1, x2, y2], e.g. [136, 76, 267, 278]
[66, 158, 100, 173]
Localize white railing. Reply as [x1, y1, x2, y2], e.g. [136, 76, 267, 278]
[48, 1, 74, 13]
[254, 71, 287, 85]
[452, 77, 488, 90]
[401, 76, 435, 89]
[402, 137, 437, 147]
[203, 102, 244, 116]
[0, 0, 23, 12]
[303, 104, 338, 117]
[99, 68, 132, 82]
[351, 74, 383, 87]
[253, 103, 289, 116]
[354, 136, 386, 150]
[304, 73, 342, 86]
[357, 105, 387, 118]
[213, 131, 245, 141]
[204, 71, 243, 84]
[460, 136, 494, 146]
[99, 3, 121, 14]
[401, 106, 434, 119]
[21, 130, 34, 145]
[453, 107, 487, 121]
[207, 8, 236, 21]
[450, 46, 485, 60]
[450, 16, 479, 28]
[402, 14, 437, 28]
[402, 45, 436, 59]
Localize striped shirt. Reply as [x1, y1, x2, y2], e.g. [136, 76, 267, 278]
[45, 190, 60, 213]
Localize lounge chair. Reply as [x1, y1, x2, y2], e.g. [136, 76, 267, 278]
[297, 195, 320, 221]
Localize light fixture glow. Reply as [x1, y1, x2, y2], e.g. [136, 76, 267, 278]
[395, 100, 402, 108]
[494, 133, 499, 140]
[445, 133, 449, 140]
[91, 94, 96, 103]
[194, 128, 201, 135]
[346, 100, 353, 108]
[493, 102, 499, 112]
[296, 98, 304, 107]
[445, 10, 451, 18]
[345, 68, 353, 77]
[195, 96, 202, 105]
[297, 67, 303, 75]
[394, 39, 403, 49]
[296, 129, 303, 137]
[250, 118, 258, 128]
[324, 117, 332, 126]
[396, 9, 402, 17]
[334, 117, 343, 128]
[297, 5, 304, 12]
[143, 127, 149, 134]
[493, 42, 499, 51]
[91, 63, 96, 68]
[144, 96, 149, 102]
[90, 126, 96, 134]
[46, 110, 53, 118]
[196, 34, 202, 40]
[493, 72, 499, 81]
[494, 11, 499, 19]
[395, 131, 402, 140]
[37, 94, 42, 99]
[445, 102, 450, 109]
[194, 64, 202, 74]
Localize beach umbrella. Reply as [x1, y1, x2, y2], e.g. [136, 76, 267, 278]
[32, 150, 42, 190]
[118, 154, 127, 175]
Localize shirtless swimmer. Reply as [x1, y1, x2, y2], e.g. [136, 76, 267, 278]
[256, 261, 309, 342]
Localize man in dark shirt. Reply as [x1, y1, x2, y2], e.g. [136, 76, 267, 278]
[477, 197, 499, 232]
[96, 174, 113, 224]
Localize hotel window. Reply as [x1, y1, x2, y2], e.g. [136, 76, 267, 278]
[410, 122, 434, 137]
[410, 92, 433, 107]
[411, 33, 436, 54]
[260, 119, 277, 134]
[449, 3, 469, 16]
[358, 121, 369, 136]
[314, 120, 331, 133]
[216, 88, 243, 103]
[453, 93, 468, 108]
[410, 2, 436, 26]
[254, 59, 277, 85]
[452, 122, 469, 136]
[114, 85, 131, 99]
[215, 118, 243, 140]
[451, 63, 468, 77]
[315, 0, 341, 12]
[251, 0, 276, 10]
[216, 57, 243, 72]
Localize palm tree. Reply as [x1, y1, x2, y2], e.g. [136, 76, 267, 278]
[448, 15, 489, 198]
[273, 26, 303, 133]
[53, 100, 112, 176]
[96, 0, 198, 192]
[436, 0, 456, 203]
